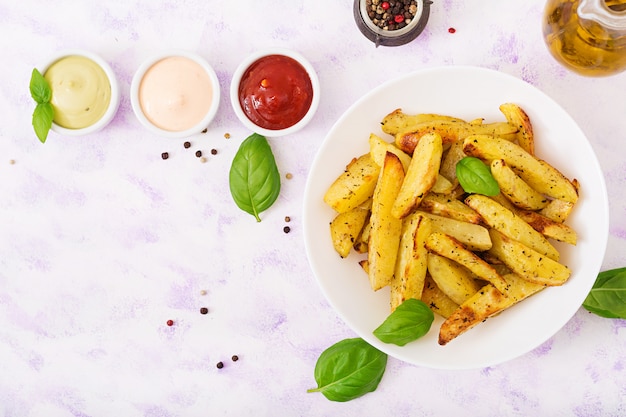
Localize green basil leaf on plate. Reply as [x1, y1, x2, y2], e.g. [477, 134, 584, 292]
[229, 133, 281, 222]
[456, 156, 500, 196]
[307, 338, 387, 402]
[583, 267, 626, 319]
[373, 298, 434, 346]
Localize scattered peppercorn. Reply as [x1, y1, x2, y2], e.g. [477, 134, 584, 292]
[365, 0, 417, 31]
[448, 27, 456, 33]
[224, 133, 231, 139]
[216, 361, 224, 369]
[9, 159, 15, 165]
[285, 173, 293, 179]
[200, 290, 207, 295]
[211, 148, 218, 155]
[201, 128, 208, 134]
[195, 150, 202, 157]
[284, 216, 291, 222]
[166, 320, 174, 326]
[200, 307, 209, 315]
[161, 152, 169, 160]
[184, 141, 191, 149]
[200, 157, 207, 163]
[283, 226, 291, 234]
[231, 355, 239, 362]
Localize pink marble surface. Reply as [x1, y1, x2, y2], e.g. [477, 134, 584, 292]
[1, 0, 625, 415]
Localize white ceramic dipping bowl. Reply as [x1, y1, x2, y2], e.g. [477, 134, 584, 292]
[130, 50, 220, 138]
[230, 48, 320, 137]
[40, 49, 120, 136]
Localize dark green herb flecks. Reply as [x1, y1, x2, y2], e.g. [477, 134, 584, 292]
[229, 133, 281, 222]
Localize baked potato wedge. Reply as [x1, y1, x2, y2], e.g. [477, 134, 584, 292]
[329, 200, 371, 258]
[390, 212, 431, 310]
[368, 152, 405, 291]
[391, 132, 443, 219]
[421, 274, 460, 319]
[427, 253, 481, 305]
[324, 153, 381, 213]
[499, 102, 534, 155]
[487, 229, 571, 286]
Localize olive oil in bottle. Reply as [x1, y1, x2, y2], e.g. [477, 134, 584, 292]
[543, 0, 626, 76]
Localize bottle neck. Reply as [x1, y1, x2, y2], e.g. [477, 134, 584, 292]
[579, 0, 626, 31]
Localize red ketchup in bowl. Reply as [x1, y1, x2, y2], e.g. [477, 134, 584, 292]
[238, 54, 314, 131]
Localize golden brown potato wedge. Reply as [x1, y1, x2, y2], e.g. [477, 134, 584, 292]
[427, 253, 481, 305]
[369, 133, 412, 171]
[390, 212, 431, 310]
[438, 273, 546, 345]
[420, 211, 492, 251]
[462, 135, 578, 203]
[421, 274, 460, 319]
[515, 209, 577, 245]
[539, 198, 575, 223]
[425, 232, 509, 294]
[490, 159, 549, 210]
[391, 132, 443, 219]
[487, 229, 571, 286]
[419, 193, 482, 224]
[329, 201, 371, 258]
[368, 152, 405, 291]
[380, 109, 466, 136]
[353, 219, 371, 254]
[324, 153, 381, 213]
[396, 120, 519, 155]
[465, 194, 560, 261]
[439, 140, 465, 187]
[499, 103, 534, 155]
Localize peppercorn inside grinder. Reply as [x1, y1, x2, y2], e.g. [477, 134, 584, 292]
[354, 0, 432, 47]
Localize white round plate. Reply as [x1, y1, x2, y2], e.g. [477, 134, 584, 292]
[303, 66, 609, 370]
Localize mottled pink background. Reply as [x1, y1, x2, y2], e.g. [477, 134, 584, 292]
[0, 0, 625, 416]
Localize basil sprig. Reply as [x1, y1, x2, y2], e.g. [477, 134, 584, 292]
[583, 267, 626, 319]
[229, 133, 281, 222]
[307, 338, 387, 402]
[29, 68, 54, 143]
[373, 298, 434, 346]
[456, 156, 500, 196]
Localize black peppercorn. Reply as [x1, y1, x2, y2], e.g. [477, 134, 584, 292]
[231, 355, 239, 362]
[200, 307, 208, 315]
[161, 152, 169, 160]
[184, 141, 191, 149]
[195, 150, 202, 157]
[216, 361, 224, 369]
[283, 226, 291, 234]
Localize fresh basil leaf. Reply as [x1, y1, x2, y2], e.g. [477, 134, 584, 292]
[373, 298, 434, 346]
[583, 267, 626, 319]
[456, 156, 500, 196]
[29, 68, 51, 104]
[229, 133, 281, 222]
[307, 338, 387, 402]
[32, 102, 54, 143]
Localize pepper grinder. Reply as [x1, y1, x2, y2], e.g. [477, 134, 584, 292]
[353, 0, 432, 47]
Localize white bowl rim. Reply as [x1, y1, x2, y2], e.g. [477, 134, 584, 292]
[39, 49, 121, 136]
[229, 47, 320, 138]
[130, 49, 221, 139]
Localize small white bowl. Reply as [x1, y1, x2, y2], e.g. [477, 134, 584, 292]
[130, 50, 220, 138]
[40, 49, 120, 136]
[230, 48, 320, 137]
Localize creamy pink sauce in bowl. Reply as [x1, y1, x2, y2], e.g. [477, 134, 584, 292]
[131, 51, 220, 138]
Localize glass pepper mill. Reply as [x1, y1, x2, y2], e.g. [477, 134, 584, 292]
[543, 0, 626, 76]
